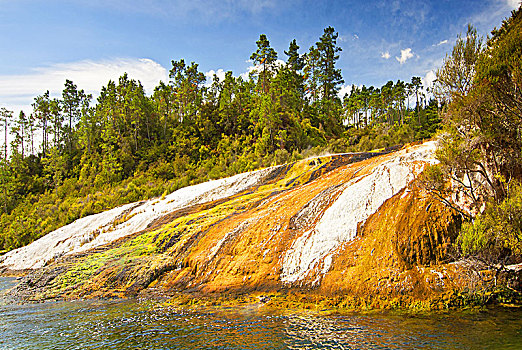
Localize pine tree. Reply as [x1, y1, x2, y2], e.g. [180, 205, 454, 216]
[316, 26, 344, 101]
[250, 34, 278, 93]
[33, 91, 51, 157]
[11, 111, 27, 158]
[303, 45, 321, 103]
[0, 108, 13, 160]
[285, 39, 304, 71]
[62, 79, 88, 152]
[169, 59, 206, 123]
[434, 24, 482, 103]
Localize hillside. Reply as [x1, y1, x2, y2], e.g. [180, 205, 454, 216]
[3, 141, 517, 309]
[1, 8, 522, 310]
[0, 26, 441, 256]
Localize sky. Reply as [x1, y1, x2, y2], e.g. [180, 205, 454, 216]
[0, 0, 520, 115]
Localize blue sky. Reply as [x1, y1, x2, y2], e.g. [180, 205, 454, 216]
[0, 0, 519, 114]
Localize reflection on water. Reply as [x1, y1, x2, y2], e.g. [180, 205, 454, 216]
[1, 277, 521, 350]
[282, 311, 522, 349]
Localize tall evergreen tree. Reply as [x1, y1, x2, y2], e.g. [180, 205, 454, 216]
[285, 39, 304, 71]
[11, 111, 27, 158]
[33, 91, 51, 157]
[250, 34, 278, 93]
[153, 81, 175, 141]
[62, 79, 88, 152]
[316, 26, 344, 101]
[0, 108, 13, 160]
[303, 45, 321, 103]
[169, 59, 206, 124]
[49, 98, 62, 148]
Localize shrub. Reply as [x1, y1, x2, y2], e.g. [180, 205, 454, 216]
[458, 181, 522, 263]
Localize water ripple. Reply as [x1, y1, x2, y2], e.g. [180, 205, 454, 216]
[1, 278, 521, 350]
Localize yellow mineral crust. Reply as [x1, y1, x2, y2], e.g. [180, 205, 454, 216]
[8, 141, 499, 309]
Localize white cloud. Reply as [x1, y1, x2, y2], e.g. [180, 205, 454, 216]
[338, 85, 353, 98]
[204, 59, 286, 87]
[381, 51, 391, 59]
[435, 39, 448, 46]
[239, 59, 286, 81]
[395, 48, 414, 64]
[507, 0, 520, 9]
[337, 84, 365, 99]
[240, 65, 258, 81]
[205, 69, 227, 86]
[422, 70, 437, 90]
[0, 58, 168, 115]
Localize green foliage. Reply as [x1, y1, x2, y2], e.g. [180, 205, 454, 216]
[285, 39, 303, 71]
[423, 9, 522, 263]
[316, 26, 344, 101]
[432, 9, 521, 201]
[433, 24, 483, 102]
[458, 181, 522, 261]
[250, 34, 278, 93]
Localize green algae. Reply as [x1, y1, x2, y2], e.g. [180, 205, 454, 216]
[157, 287, 521, 315]
[18, 152, 519, 313]
[42, 157, 325, 297]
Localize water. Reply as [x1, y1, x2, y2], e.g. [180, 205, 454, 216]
[1, 277, 521, 349]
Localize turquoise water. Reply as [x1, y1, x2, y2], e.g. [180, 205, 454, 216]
[1, 277, 521, 349]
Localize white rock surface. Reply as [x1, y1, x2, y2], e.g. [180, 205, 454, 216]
[281, 141, 438, 284]
[0, 141, 439, 277]
[0, 167, 273, 271]
[0, 203, 137, 271]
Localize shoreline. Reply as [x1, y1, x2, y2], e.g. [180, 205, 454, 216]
[2, 273, 520, 313]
